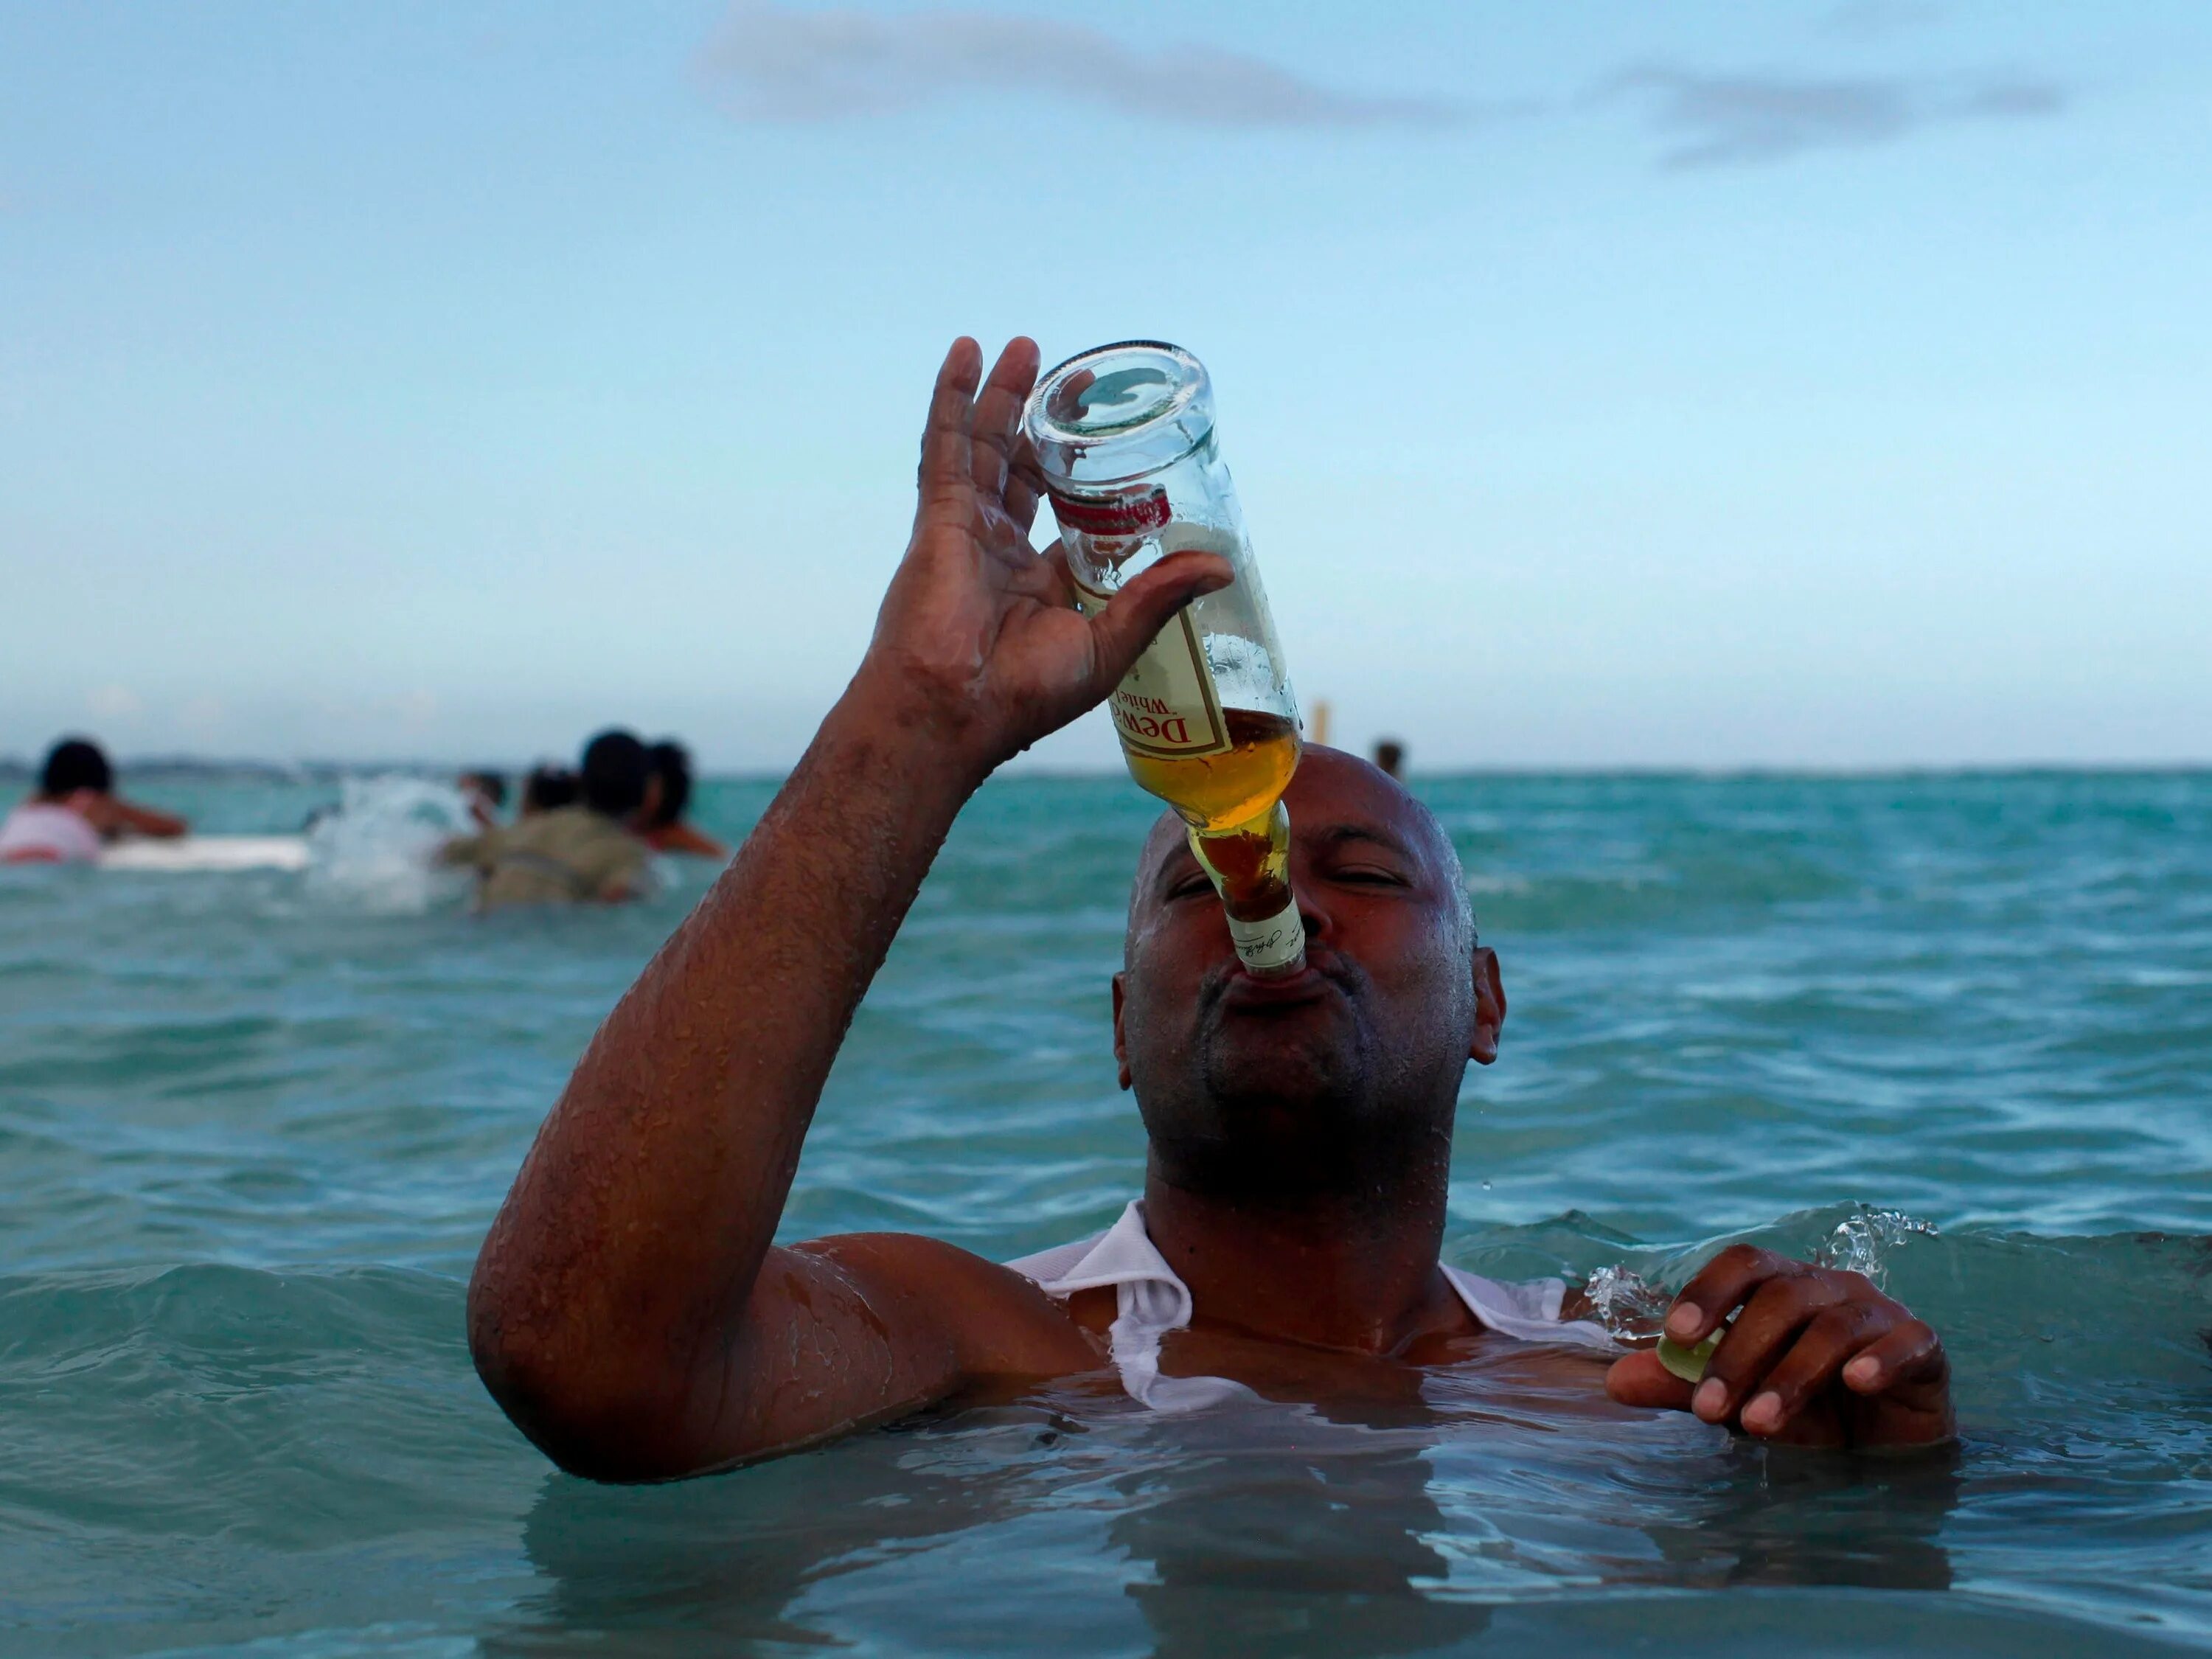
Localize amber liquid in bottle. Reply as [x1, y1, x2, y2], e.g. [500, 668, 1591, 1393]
[1188, 791, 1298, 963]
[1130, 708, 1305, 975]
[1124, 708, 1302, 834]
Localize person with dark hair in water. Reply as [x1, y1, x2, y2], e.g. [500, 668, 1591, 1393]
[440, 731, 651, 911]
[458, 770, 508, 829]
[1372, 739, 1405, 782]
[519, 765, 580, 817]
[465, 339, 1954, 1484]
[0, 737, 188, 864]
[639, 740, 728, 860]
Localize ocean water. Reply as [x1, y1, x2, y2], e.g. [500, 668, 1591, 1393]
[2, 768, 2209, 1657]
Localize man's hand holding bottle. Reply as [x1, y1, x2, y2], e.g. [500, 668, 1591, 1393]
[852, 336, 1231, 781]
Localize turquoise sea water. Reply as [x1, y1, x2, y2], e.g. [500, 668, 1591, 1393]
[2, 768, 2210, 1656]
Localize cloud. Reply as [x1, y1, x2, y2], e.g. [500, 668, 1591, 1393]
[693, 1, 1467, 128]
[1604, 64, 2066, 170]
[688, 4, 2062, 169]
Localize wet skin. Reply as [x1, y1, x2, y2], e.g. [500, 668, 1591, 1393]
[1119, 757, 1491, 1197]
[467, 337, 1953, 1482]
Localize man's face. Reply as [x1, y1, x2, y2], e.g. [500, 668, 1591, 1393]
[1113, 748, 1505, 1197]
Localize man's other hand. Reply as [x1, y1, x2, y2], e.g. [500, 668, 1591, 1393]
[1604, 1245, 1955, 1450]
[854, 337, 1232, 778]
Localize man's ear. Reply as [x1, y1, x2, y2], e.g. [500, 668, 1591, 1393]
[1470, 947, 1506, 1066]
[1111, 973, 1133, 1091]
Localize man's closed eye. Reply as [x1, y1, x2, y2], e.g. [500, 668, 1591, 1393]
[1165, 869, 1214, 901]
[1330, 863, 1408, 887]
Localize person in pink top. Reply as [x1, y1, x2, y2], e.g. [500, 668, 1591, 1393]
[0, 737, 189, 864]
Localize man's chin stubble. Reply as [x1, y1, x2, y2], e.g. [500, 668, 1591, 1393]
[1199, 1035, 1355, 1112]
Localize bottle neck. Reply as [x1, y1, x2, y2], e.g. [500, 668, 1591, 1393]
[1189, 802, 1306, 978]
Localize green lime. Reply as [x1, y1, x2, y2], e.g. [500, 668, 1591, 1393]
[1655, 1332, 1722, 1384]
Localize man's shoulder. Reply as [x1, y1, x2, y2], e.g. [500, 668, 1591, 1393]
[1000, 1231, 1104, 1286]
[787, 1233, 1099, 1371]
[790, 1231, 1055, 1298]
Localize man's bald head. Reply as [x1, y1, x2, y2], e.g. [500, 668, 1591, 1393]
[1126, 751, 1478, 962]
[1111, 747, 1504, 1207]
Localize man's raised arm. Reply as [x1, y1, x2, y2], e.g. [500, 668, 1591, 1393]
[466, 338, 1229, 1481]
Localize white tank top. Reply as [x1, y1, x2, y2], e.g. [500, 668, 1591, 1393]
[1006, 1199, 1619, 1413]
[0, 802, 103, 864]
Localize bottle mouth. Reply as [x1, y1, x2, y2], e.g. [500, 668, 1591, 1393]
[1026, 341, 1214, 491]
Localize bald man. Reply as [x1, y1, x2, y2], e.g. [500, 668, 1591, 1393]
[467, 339, 1954, 1482]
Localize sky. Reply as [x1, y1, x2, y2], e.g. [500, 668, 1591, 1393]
[3, 1, 2208, 771]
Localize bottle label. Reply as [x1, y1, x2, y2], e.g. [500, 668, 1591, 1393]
[1051, 487, 1172, 538]
[1226, 899, 1305, 973]
[1067, 571, 1233, 761]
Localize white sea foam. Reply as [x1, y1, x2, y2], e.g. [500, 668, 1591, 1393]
[304, 776, 473, 914]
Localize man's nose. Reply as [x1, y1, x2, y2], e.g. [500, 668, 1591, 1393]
[1288, 853, 1336, 947]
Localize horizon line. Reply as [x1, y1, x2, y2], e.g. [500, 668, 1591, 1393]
[5, 755, 2210, 785]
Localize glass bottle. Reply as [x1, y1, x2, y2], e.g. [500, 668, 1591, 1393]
[1024, 341, 1306, 978]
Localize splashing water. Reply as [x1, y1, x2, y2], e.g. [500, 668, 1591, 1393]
[1816, 1203, 1941, 1287]
[1582, 1263, 1669, 1339]
[1581, 1203, 1944, 1337]
[304, 775, 474, 914]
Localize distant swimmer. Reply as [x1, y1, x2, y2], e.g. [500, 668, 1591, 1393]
[518, 765, 579, 815]
[439, 732, 650, 910]
[458, 770, 508, 829]
[639, 740, 728, 860]
[1373, 738, 1405, 781]
[0, 737, 188, 865]
[467, 339, 1955, 1481]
